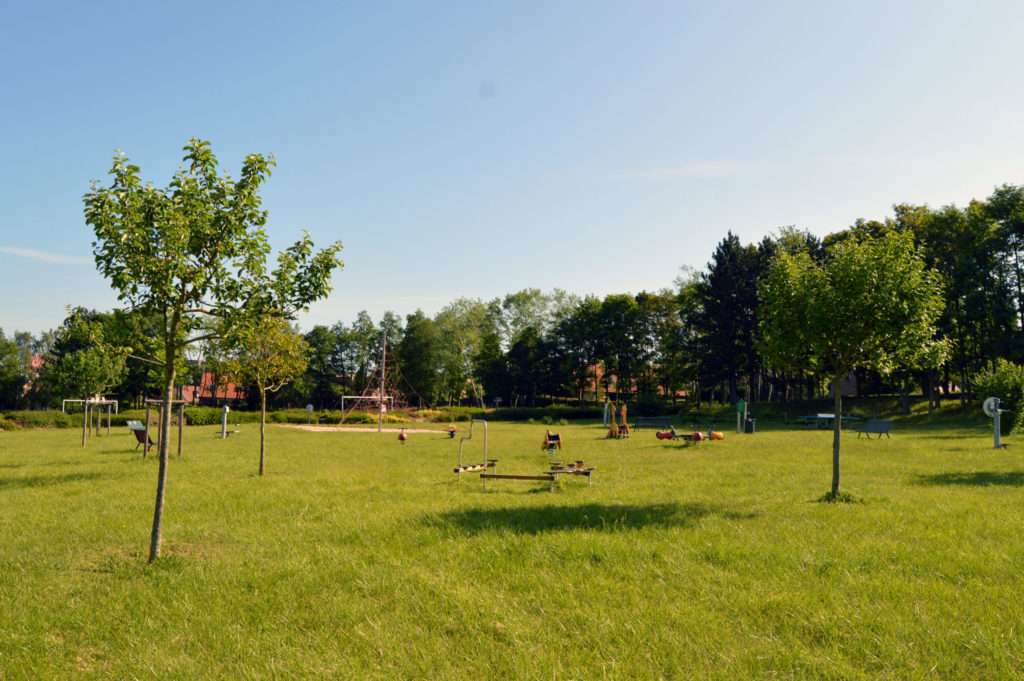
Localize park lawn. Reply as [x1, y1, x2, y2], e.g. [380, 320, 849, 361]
[0, 418, 1021, 680]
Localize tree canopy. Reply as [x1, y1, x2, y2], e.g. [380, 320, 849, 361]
[84, 138, 343, 562]
[759, 231, 946, 496]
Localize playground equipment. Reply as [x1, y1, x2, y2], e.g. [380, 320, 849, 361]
[453, 419, 497, 479]
[481, 460, 595, 492]
[606, 404, 629, 439]
[126, 420, 155, 453]
[68, 397, 119, 447]
[142, 399, 187, 458]
[542, 430, 562, 454]
[983, 397, 1010, 449]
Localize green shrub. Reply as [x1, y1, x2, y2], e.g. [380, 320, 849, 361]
[487, 406, 601, 422]
[182, 406, 223, 426]
[0, 417, 21, 431]
[973, 359, 1024, 434]
[2, 410, 75, 428]
[633, 393, 668, 417]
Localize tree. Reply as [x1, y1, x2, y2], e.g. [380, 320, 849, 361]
[759, 232, 946, 497]
[0, 330, 30, 410]
[434, 299, 490, 405]
[304, 325, 342, 409]
[85, 139, 342, 562]
[695, 232, 761, 404]
[397, 310, 442, 405]
[227, 317, 309, 475]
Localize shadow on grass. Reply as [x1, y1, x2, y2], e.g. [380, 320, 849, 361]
[430, 502, 756, 535]
[915, 470, 1024, 487]
[0, 471, 108, 490]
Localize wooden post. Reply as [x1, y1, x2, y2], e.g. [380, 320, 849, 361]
[177, 403, 184, 457]
[144, 403, 151, 459]
[106, 404, 111, 436]
[81, 401, 88, 447]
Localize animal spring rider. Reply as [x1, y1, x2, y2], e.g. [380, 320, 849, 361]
[542, 430, 562, 455]
[655, 426, 724, 442]
[606, 404, 630, 438]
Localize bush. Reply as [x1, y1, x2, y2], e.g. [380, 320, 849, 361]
[2, 410, 75, 428]
[0, 417, 21, 431]
[973, 359, 1024, 434]
[182, 406, 223, 426]
[633, 393, 668, 417]
[488, 406, 601, 422]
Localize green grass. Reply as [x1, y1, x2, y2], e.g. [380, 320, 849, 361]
[1, 416, 1021, 679]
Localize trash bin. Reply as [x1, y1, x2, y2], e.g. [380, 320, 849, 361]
[744, 418, 756, 434]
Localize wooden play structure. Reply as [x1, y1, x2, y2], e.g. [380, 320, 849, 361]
[69, 397, 119, 448]
[606, 404, 629, 438]
[136, 399, 187, 458]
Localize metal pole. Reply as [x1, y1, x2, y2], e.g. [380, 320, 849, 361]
[378, 329, 386, 433]
[81, 401, 87, 447]
[995, 408, 1002, 449]
[178, 403, 184, 457]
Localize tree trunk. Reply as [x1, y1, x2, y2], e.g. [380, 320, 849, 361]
[149, 354, 176, 563]
[259, 388, 267, 476]
[832, 379, 842, 496]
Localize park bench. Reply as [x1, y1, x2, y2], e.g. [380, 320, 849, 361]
[633, 416, 674, 430]
[856, 419, 893, 439]
[126, 419, 154, 452]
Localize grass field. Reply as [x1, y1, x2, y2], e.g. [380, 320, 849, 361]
[1, 413, 1022, 679]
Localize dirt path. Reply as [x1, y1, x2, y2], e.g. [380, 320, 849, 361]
[278, 424, 453, 434]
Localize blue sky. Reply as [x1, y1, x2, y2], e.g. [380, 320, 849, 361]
[2, 0, 1023, 335]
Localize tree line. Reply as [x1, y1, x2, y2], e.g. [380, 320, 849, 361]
[3, 183, 1023, 413]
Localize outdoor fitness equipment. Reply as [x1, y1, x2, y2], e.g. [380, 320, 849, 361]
[143, 399, 187, 458]
[983, 397, 1009, 449]
[453, 419, 497, 479]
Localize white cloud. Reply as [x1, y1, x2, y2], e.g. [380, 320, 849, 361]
[0, 247, 93, 265]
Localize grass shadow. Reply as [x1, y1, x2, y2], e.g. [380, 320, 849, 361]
[0, 471, 108, 490]
[429, 502, 757, 535]
[914, 470, 1024, 487]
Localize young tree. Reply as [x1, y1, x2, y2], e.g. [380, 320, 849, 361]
[759, 232, 946, 498]
[85, 139, 343, 562]
[227, 317, 309, 475]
